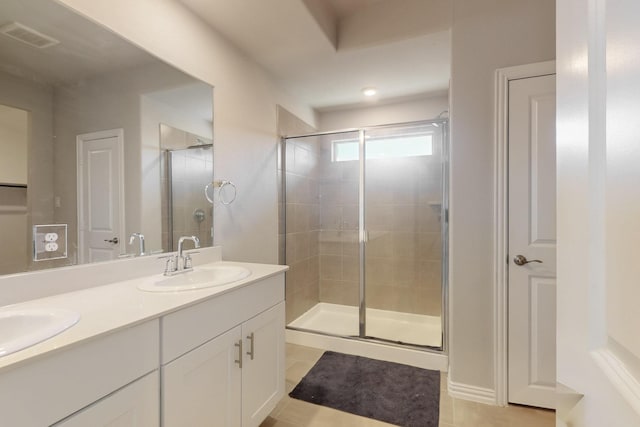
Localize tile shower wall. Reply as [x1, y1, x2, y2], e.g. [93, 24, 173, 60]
[283, 137, 321, 323]
[160, 124, 213, 252]
[165, 148, 213, 250]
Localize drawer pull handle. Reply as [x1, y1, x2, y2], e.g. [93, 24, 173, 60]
[235, 339, 243, 368]
[246, 332, 255, 360]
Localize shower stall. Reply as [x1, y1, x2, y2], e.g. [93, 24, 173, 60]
[159, 123, 214, 253]
[281, 120, 448, 355]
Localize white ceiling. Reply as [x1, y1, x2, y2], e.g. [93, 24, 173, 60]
[178, 0, 451, 111]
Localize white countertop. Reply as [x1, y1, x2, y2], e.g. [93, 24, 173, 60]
[0, 259, 287, 373]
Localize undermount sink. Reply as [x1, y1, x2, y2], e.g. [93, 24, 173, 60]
[0, 308, 80, 357]
[137, 264, 252, 292]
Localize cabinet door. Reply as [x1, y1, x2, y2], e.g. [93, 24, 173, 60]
[163, 326, 242, 427]
[54, 371, 159, 427]
[241, 302, 285, 427]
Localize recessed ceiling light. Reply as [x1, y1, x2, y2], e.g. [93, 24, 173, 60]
[362, 87, 377, 97]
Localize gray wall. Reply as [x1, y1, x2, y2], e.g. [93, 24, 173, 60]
[318, 94, 449, 131]
[449, 0, 555, 392]
[0, 70, 55, 272]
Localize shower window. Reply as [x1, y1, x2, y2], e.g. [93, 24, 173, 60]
[332, 133, 434, 162]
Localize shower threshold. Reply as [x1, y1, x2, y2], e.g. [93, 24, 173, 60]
[288, 302, 442, 348]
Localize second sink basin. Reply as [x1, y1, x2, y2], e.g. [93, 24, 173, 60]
[137, 264, 252, 292]
[0, 308, 80, 358]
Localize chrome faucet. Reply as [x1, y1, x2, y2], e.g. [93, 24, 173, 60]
[163, 235, 200, 276]
[128, 232, 146, 256]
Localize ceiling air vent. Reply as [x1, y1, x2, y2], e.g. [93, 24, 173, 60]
[0, 22, 59, 49]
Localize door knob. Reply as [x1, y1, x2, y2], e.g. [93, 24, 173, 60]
[513, 255, 542, 266]
[104, 237, 119, 244]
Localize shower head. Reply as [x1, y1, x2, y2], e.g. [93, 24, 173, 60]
[432, 110, 449, 127]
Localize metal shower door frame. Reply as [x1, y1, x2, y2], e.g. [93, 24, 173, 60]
[282, 118, 449, 354]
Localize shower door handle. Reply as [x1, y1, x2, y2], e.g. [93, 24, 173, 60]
[360, 230, 369, 243]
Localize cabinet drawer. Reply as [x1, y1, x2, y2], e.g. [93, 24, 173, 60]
[53, 371, 159, 427]
[161, 274, 284, 364]
[0, 320, 159, 427]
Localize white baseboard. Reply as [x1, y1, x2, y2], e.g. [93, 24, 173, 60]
[592, 347, 640, 417]
[447, 377, 497, 405]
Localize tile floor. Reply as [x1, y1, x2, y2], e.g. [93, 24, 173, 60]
[261, 343, 555, 427]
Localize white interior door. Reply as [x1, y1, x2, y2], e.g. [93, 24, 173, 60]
[507, 74, 557, 409]
[77, 129, 124, 264]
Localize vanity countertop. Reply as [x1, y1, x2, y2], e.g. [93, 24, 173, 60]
[0, 259, 288, 372]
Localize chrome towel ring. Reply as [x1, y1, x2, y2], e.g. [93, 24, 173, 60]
[205, 180, 237, 205]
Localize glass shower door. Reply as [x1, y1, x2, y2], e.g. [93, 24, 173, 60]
[284, 131, 362, 337]
[166, 147, 213, 251]
[363, 122, 445, 348]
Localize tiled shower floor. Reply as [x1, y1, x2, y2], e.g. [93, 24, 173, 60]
[288, 302, 442, 348]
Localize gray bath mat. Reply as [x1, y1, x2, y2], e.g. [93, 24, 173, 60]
[289, 351, 440, 427]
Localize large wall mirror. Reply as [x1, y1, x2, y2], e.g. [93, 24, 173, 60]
[0, 0, 214, 275]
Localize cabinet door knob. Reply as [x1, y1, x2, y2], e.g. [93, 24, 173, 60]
[246, 332, 255, 360]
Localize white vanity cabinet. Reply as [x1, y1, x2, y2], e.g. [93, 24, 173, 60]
[161, 274, 285, 427]
[0, 320, 160, 427]
[0, 261, 286, 427]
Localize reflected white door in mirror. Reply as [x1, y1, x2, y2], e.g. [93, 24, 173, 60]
[77, 129, 125, 264]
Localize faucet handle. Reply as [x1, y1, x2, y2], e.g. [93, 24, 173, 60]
[183, 251, 199, 269]
[164, 257, 176, 274]
[158, 254, 177, 274]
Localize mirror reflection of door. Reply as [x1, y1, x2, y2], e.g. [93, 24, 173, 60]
[160, 124, 213, 252]
[0, 104, 28, 274]
[76, 129, 125, 264]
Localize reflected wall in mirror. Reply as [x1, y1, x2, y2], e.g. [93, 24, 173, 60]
[0, 104, 29, 274]
[0, 0, 213, 275]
